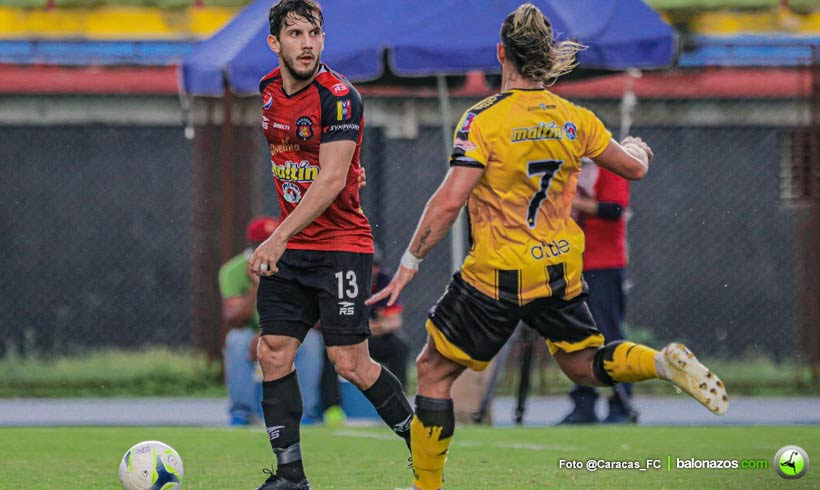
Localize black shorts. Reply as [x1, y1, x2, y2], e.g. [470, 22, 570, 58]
[427, 273, 604, 371]
[257, 249, 372, 347]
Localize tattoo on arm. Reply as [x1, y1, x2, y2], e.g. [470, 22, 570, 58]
[414, 227, 432, 256]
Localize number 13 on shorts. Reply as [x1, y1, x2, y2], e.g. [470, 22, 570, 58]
[335, 270, 358, 316]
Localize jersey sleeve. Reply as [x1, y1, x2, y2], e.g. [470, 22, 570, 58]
[578, 107, 612, 159]
[450, 110, 491, 168]
[320, 85, 364, 143]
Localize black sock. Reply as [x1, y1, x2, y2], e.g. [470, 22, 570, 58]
[262, 371, 305, 482]
[362, 366, 413, 448]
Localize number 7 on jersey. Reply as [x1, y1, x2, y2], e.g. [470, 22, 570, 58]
[527, 159, 564, 228]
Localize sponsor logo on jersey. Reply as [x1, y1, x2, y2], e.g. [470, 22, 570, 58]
[564, 121, 578, 140]
[331, 82, 349, 95]
[511, 121, 563, 143]
[282, 182, 302, 203]
[454, 137, 477, 152]
[296, 116, 314, 140]
[272, 159, 320, 182]
[273, 121, 291, 131]
[263, 94, 273, 109]
[470, 95, 501, 111]
[262, 115, 269, 129]
[460, 112, 477, 132]
[528, 103, 557, 111]
[269, 138, 300, 156]
[336, 99, 352, 121]
[324, 123, 360, 133]
[530, 239, 571, 261]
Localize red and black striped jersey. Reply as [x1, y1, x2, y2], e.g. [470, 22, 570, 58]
[259, 64, 372, 253]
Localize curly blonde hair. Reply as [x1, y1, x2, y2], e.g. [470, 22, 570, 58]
[500, 3, 585, 85]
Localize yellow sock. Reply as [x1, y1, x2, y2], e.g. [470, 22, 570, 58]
[602, 341, 658, 383]
[411, 397, 454, 490]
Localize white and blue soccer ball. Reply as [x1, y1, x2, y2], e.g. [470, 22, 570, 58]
[118, 440, 184, 490]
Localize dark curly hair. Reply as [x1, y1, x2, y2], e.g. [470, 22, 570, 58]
[269, 0, 323, 37]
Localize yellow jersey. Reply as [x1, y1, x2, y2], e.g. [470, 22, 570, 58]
[451, 88, 612, 304]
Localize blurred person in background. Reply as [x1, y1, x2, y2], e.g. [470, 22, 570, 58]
[248, 1, 413, 488]
[369, 4, 728, 489]
[368, 245, 409, 388]
[560, 158, 638, 424]
[219, 216, 324, 427]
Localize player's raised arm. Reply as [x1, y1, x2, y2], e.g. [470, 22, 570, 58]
[366, 165, 484, 307]
[592, 136, 653, 180]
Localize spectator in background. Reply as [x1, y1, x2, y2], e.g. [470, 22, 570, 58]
[368, 246, 409, 388]
[560, 158, 638, 424]
[219, 216, 324, 426]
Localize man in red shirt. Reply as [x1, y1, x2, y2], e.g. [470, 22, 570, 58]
[560, 158, 638, 424]
[248, 2, 412, 488]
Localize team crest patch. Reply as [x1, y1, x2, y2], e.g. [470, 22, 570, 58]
[460, 112, 477, 132]
[282, 182, 302, 203]
[263, 94, 273, 109]
[296, 116, 314, 140]
[564, 121, 577, 140]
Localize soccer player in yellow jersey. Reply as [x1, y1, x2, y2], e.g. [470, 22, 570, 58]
[368, 4, 728, 490]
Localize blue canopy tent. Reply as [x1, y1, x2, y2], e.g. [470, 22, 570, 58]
[181, 0, 678, 96]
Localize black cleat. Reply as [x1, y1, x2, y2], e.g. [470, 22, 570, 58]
[256, 468, 310, 490]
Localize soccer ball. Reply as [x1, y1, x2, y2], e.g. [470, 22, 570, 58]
[118, 440, 184, 490]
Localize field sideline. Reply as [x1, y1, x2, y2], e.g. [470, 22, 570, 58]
[2, 425, 817, 489]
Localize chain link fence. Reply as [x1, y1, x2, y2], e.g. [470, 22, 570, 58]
[1, 70, 818, 383]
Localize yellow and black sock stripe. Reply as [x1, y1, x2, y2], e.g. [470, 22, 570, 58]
[594, 340, 659, 384]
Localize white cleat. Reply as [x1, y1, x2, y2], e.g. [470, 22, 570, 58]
[655, 343, 728, 415]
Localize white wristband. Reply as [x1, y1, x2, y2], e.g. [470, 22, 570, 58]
[400, 249, 423, 270]
[622, 143, 649, 168]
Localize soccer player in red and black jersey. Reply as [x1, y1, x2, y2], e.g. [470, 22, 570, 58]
[248, 1, 412, 489]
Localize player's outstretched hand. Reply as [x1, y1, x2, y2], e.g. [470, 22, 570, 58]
[249, 232, 287, 277]
[366, 265, 417, 307]
[621, 136, 654, 165]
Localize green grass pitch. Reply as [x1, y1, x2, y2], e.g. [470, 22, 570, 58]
[1, 425, 817, 489]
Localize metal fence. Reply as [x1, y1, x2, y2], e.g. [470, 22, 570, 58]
[0, 82, 818, 376]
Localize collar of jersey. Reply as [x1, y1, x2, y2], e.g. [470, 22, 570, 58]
[280, 64, 328, 98]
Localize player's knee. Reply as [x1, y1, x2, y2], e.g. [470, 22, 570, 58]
[415, 347, 460, 398]
[257, 337, 295, 375]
